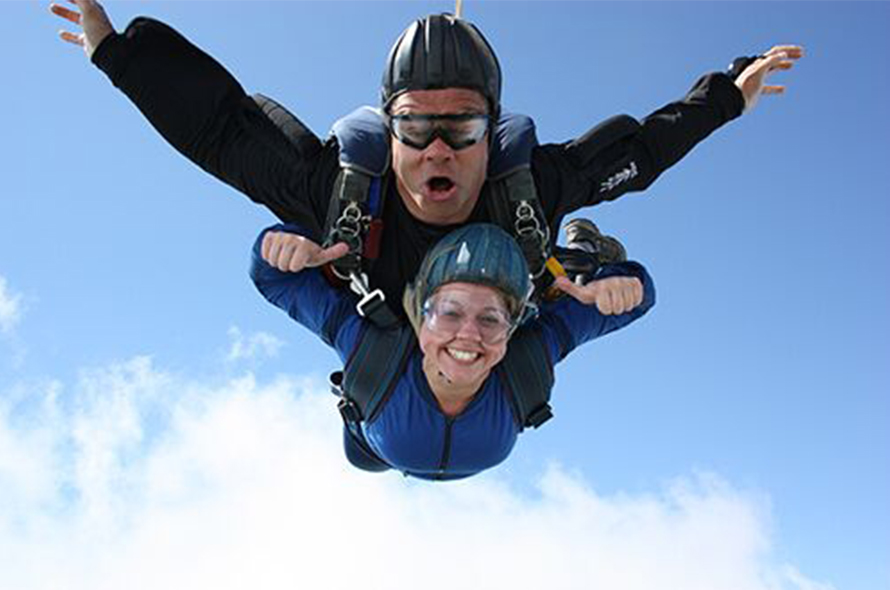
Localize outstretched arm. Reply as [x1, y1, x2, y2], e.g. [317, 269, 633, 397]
[50, 1, 331, 233]
[537, 44, 804, 218]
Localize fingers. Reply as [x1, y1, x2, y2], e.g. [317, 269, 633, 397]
[758, 46, 802, 77]
[261, 232, 283, 266]
[764, 45, 804, 60]
[594, 278, 641, 315]
[50, 4, 81, 24]
[761, 85, 785, 95]
[58, 30, 84, 46]
[283, 240, 311, 273]
[758, 52, 789, 74]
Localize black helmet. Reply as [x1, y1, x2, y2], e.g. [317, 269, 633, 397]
[381, 14, 502, 117]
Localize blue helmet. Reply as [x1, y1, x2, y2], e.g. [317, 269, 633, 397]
[403, 224, 533, 332]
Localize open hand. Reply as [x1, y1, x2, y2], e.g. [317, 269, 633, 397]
[50, 0, 115, 59]
[735, 45, 804, 112]
[554, 275, 643, 315]
[261, 231, 350, 273]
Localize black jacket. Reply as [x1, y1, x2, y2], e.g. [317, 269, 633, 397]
[93, 17, 744, 309]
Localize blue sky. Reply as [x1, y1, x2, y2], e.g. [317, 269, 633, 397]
[2, 2, 888, 589]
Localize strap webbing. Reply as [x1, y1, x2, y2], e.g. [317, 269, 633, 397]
[499, 327, 555, 430]
[340, 324, 415, 423]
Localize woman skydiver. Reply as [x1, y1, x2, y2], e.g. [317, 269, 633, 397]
[250, 222, 655, 480]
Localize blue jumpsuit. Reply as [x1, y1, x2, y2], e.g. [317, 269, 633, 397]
[251, 225, 656, 480]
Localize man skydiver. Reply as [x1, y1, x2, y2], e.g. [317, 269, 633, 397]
[51, 1, 803, 311]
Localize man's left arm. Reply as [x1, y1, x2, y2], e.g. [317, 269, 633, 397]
[534, 45, 802, 216]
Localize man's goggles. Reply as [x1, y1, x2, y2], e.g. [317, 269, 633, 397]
[422, 295, 514, 344]
[388, 113, 491, 151]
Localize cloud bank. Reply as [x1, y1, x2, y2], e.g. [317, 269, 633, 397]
[0, 356, 833, 590]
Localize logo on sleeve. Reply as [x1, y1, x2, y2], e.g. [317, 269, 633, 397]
[600, 161, 639, 193]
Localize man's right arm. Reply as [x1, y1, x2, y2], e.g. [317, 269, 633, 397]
[53, 0, 335, 235]
[95, 19, 337, 232]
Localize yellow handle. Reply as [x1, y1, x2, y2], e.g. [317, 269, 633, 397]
[545, 256, 567, 278]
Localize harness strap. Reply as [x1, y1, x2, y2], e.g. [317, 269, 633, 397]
[333, 324, 415, 425]
[324, 169, 371, 279]
[322, 108, 394, 325]
[503, 168, 551, 279]
[499, 326, 555, 430]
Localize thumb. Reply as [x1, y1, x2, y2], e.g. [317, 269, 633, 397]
[554, 276, 595, 304]
[307, 242, 350, 268]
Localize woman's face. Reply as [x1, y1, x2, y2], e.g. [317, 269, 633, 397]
[418, 282, 512, 387]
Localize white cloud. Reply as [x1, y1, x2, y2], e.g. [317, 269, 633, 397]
[225, 326, 285, 362]
[0, 275, 23, 334]
[0, 356, 834, 590]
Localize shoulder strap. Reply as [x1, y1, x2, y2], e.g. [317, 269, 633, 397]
[487, 113, 552, 281]
[324, 106, 390, 264]
[335, 323, 415, 425]
[322, 108, 396, 326]
[498, 326, 555, 430]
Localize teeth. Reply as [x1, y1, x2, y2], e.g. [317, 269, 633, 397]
[448, 348, 479, 362]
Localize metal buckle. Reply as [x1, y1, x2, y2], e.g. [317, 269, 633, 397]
[514, 200, 551, 278]
[348, 272, 387, 318]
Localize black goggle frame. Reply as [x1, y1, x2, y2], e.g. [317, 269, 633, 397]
[388, 113, 491, 151]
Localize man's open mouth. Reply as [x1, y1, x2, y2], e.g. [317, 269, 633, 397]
[427, 176, 455, 193]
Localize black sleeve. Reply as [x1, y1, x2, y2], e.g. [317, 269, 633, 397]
[91, 17, 337, 236]
[532, 72, 746, 221]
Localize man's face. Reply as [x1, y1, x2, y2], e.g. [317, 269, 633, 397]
[389, 88, 490, 226]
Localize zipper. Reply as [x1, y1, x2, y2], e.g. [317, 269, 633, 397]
[436, 417, 455, 479]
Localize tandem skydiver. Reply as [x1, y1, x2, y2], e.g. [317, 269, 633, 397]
[251, 222, 654, 479]
[51, 0, 804, 313]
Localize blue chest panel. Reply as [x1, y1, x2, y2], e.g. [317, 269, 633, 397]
[361, 354, 519, 480]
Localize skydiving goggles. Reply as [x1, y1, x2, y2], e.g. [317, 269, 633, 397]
[422, 294, 515, 344]
[387, 113, 491, 151]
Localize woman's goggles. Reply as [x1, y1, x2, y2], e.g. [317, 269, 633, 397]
[422, 295, 514, 344]
[388, 113, 491, 151]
